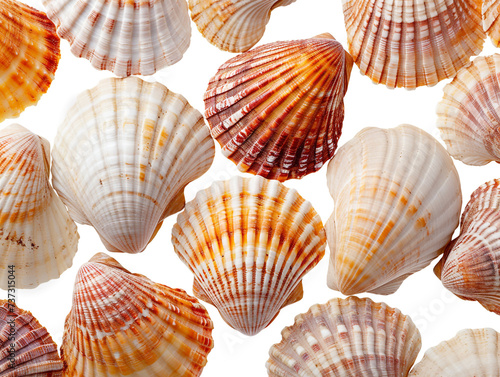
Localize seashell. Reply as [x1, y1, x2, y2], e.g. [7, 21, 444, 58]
[437, 54, 500, 165]
[0, 124, 79, 289]
[435, 179, 500, 314]
[61, 253, 214, 377]
[266, 296, 422, 377]
[326, 125, 462, 295]
[204, 33, 353, 181]
[52, 77, 215, 254]
[483, 0, 500, 48]
[343, 0, 485, 89]
[41, 0, 191, 76]
[171, 175, 326, 335]
[0, 0, 60, 122]
[409, 328, 500, 376]
[0, 300, 63, 376]
[189, 0, 296, 52]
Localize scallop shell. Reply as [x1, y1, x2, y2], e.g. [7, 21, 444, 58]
[171, 175, 326, 335]
[61, 253, 214, 377]
[189, 0, 296, 52]
[435, 179, 500, 314]
[204, 33, 353, 181]
[343, 0, 485, 89]
[0, 0, 60, 122]
[0, 300, 63, 376]
[267, 296, 422, 377]
[0, 124, 79, 289]
[437, 55, 500, 165]
[483, 0, 500, 47]
[41, 0, 191, 76]
[326, 125, 462, 295]
[409, 328, 500, 376]
[52, 77, 215, 254]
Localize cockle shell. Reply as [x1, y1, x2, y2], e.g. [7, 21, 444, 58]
[171, 176, 326, 335]
[266, 296, 422, 377]
[0, 124, 78, 289]
[343, 0, 485, 89]
[41, 0, 191, 76]
[189, 0, 296, 52]
[437, 55, 500, 165]
[52, 77, 215, 254]
[204, 33, 353, 181]
[435, 179, 500, 314]
[326, 125, 462, 295]
[61, 253, 214, 376]
[483, 0, 500, 47]
[0, 0, 60, 122]
[409, 328, 500, 376]
[0, 300, 63, 376]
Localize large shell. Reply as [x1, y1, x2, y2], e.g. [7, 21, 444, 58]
[204, 33, 353, 181]
[61, 253, 214, 376]
[189, 0, 296, 52]
[483, 0, 500, 47]
[343, 0, 485, 89]
[435, 179, 500, 314]
[437, 55, 500, 165]
[0, 300, 63, 376]
[52, 77, 215, 254]
[0, 124, 78, 289]
[266, 296, 422, 377]
[171, 176, 326, 335]
[326, 125, 462, 295]
[41, 0, 191, 76]
[409, 328, 500, 376]
[0, 0, 60, 122]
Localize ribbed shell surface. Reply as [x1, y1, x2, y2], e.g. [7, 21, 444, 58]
[61, 253, 214, 377]
[343, 0, 485, 89]
[326, 125, 462, 295]
[171, 176, 326, 335]
[483, 0, 500, 47]
[41, 0, 191, 76]
[266, 296, 422, 377]
[51, 77, 215, 254]
[0, 0, 60, 121]
[0, 124, 78, 289]
[204, 34, 353, 181]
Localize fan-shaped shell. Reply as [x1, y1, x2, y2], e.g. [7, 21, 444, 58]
[52, 77, 215, 254]
[0, 0, 60, 122]
[189, 0, 296, 52]
[171, 176, 326, 335]
[267, 296, 422, 377]
[204, 33, 353, 181]
[41, 0, 191, 76]
[0, 124, 79, 289]
[409, 328, 500, 376]
[484, 0, 500, 47]
[437, 55, 500, 165]
[343, 0, 485, 89]
[326, 125, 462, 295]
[0, 300, 63, 376]
[61, 253, 214, 377]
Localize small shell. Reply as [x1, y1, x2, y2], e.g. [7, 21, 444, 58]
[409, 328, 500, 376]
[343, 0, 485, 89]
[326, 125, 462, 295]
[0, 124, 79, 289]
[190, 0, 296, 52]
[0, 300, 63, 376]
[437, 55, 500, 165]
[61, 253, 214, 377]
[435, 179, 500, 314]
[172, 176, 326, 335]
[204, 33, 353, 181]
[0, 0, 60, 122]
[267, 296, 422, 377]
[483, 0, 500, 47]
[52, 77, 215, 254]
[41, 0, 191, 76]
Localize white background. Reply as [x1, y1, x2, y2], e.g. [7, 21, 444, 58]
[6, 0, 500, 375]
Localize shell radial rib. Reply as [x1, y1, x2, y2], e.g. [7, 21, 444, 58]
[483, 0, 500, 47]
